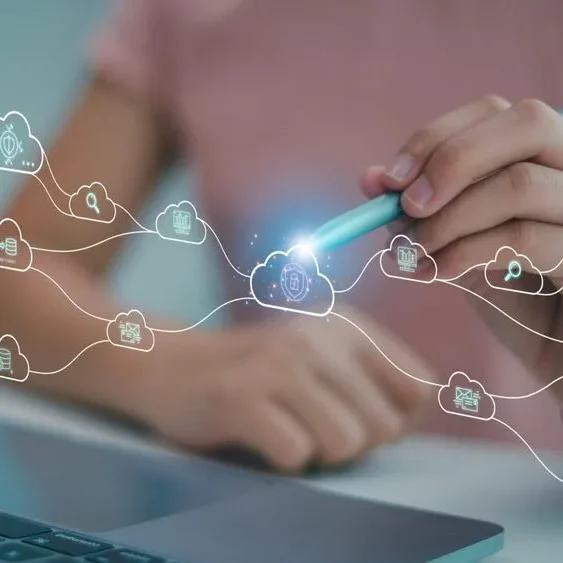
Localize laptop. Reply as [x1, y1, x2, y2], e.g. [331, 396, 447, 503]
[0, 419, 504, 563]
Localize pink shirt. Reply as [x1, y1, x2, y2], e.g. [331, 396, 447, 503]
[92, 0, 563, 449]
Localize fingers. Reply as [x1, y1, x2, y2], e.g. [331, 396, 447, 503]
[226, 401, 316, 473]
[399, 99, 563, 218]
[383, 95, 511, 187]
[275, 369, 369, 465]
[415, 163, 563, 255]
[360, 165, 388, 199]
[431, 221, 563, 279]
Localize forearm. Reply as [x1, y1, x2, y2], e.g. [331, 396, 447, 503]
[0, 252, 149, 419]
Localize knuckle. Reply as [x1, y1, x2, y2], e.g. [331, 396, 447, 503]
[511, 220, 536, 254]
[427, 137, 468, 187]
[506, 163, 537, 200]
[325, 425, 367, 464]
[404, 128, 439, 158]
[515, 98, 554, 126]
[481, 94, 510, 112]
[276, 439, 314, 473]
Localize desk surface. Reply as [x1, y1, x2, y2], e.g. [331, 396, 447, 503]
[0, 389, 561, 561]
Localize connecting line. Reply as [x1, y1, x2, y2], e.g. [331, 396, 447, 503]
[31, 230, 156, 254]
[202, 220, 251, 279]
[32, 174, 73, 218]
[491, 374, 563, 401]
[437, 262, 487, 283]
[439, 279, 563, 346]
[150, 297, 253, 333]
[29, 267, 112, 323]
[492, 417, 563, 484]
[329, 311, 442, 388]
[333, 250, 384, 294]
[29, 340, 110, 376]
[114, 203, 156, 234]
[42, 153, 71, 197]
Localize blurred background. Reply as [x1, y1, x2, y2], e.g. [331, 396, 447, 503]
[0, 0, 227, 328]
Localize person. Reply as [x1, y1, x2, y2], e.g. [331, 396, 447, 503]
[2, 0, 563, 472]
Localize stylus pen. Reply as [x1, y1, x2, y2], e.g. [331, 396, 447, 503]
[311, 191, 403, 251]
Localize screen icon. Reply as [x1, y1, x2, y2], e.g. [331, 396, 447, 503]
[0, 237, 17, 257]
[453, 386, 481, 413]
[172, 209, 192, 236]
[397, 246, 417, 273]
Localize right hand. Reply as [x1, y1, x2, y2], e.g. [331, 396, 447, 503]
[135, 306, 437, 472]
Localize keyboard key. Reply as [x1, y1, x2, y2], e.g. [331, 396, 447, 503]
[23, 532, 112, 556]
[0, 514, 50, 539]
[87, 549, 165, 563]
[0, 543, 51, 561]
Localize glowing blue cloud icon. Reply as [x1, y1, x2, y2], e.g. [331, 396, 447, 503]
[250, 245, 334, 317]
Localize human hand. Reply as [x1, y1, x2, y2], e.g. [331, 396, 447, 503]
[136, 305, 436, 472]
[362, 96, 563, 396]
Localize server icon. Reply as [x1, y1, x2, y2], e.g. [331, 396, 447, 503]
[0, 348, 13, 375]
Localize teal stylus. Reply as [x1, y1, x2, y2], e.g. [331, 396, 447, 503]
[311, 191, 403, 251]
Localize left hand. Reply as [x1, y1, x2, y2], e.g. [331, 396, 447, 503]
[361, 96, 563, 399]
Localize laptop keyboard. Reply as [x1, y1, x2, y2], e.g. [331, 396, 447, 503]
[0, 512, 172, 563]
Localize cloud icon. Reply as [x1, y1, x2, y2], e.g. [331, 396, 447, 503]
[69, 182, 117, 223]
[0, 335, 30, 383]
[484, 246, 543, 295]
[438, 371, 495, 421]
[380, 234, 437, 283]
[0, 218, 33, 272]
[0, 111, 43, 175]
[107, 310, 155, 353]
[155, 201, 207, 245]
[250, 245, 335, 317]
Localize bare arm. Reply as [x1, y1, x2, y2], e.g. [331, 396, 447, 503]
[0, 74, 180, 418]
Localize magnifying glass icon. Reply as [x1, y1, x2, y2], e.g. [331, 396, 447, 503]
[86, 192, 100, 215]
[504, 259, 522, 282]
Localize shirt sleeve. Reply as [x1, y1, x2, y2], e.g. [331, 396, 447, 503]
[88, 0, 167, 105]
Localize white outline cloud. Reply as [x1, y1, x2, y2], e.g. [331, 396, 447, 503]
[438, 371, 496, 421]
[0, 218, 33, 272]
[380, 234, 437, 284]
[0, 111, 43, 175]
[106, 310, 155, 353]
[250, 245, 335, 317]
[484, 246, 544, 295]
[0, 334, 30, 383]
[155, 201, 207, 245]
[69, 182, 117, 224]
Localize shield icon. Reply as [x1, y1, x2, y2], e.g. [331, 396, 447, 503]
[280, 262, 309, 302]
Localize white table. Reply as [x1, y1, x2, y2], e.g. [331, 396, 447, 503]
[1, 388, 561, 561]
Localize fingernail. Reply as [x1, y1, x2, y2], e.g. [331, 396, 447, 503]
[387, 153, 414, 181]
[403, 175, 433, 208]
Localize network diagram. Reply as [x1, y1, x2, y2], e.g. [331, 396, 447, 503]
[2, 110, 563, 482]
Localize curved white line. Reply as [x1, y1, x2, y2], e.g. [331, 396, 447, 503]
[42, 153, 71, 197]
[114, 203, 154, 233]
[31, 230, 156, 253]
[30, 267, 112, 323]
[329, 311, 442, 388]
[491, 374, 563, 400]
[334, 250, 384, 294]
[439, 279, 563, 345]
[30, 340, 109, 375]
[33, 174, 73, 217]
[492, 417, 563, 484]
[151, 297, 253, 333]
[437, 262, 487, 282]
[541, 256, 563, 275]
[202, 220, 251, 279]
